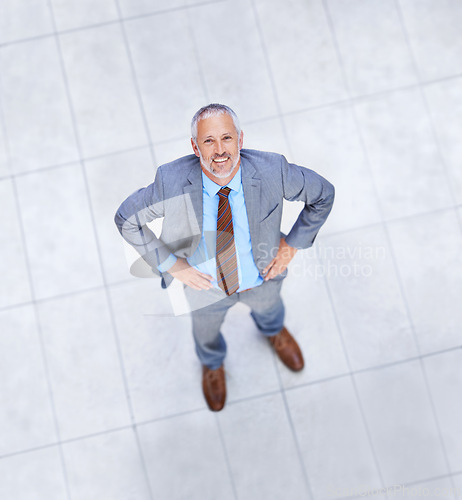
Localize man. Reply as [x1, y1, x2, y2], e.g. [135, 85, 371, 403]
[115, 103, 334, 412]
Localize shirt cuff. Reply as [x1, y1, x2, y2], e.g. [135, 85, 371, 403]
[157, 254, 177, 273]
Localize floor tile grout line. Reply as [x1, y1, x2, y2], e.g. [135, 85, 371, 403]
[319, 204, 461, 239]
[320, 0, 390, 491]
[0, 160, 79, 179]
[184, 3, 211, 103]
[250, 4, 314, 496]
[0, 393, 278, 462]
[113, 0, 157, 166]
[1, 340, 461, 464]
[0, 408, 209, 463]
[4, 68, 462, 180]
[0, 50, 460, 175]
[249, 0, 294, 160]
[269, 351, 314, 500]
[109, 2, 172, 496]
[0, 389, 283, 463]
[424, 70, 462, 87]
[46, 2, 155, 498]
[48, 0, 128, 420]
[113, 0, 229, 25]
[223, 387, 283, 407]
[390, 0, 459, 489]
[0, 50, 73, 500]
[347, 65, 460, 500]
[0, 280, 136, 314]
[351, 345, 462, 375]
[333, 470, 462, 500]
[0, 273, 460, 373]
[0, 0, 227, 49]
[11, 170, 73, 500]
[332, 5, 460, 487]
[280, 71, 462, 117]
[324, 0, 455, 489]
[136, 405, 208, 427]
[282, 344, 462, 394]
[316, 241, 388, 492]
[0, 146, 149, 181]
[393, 0, 462, 238]
[0, 424, 137, 462]
[214, 415, 240, 500]
[384, 471, 462, 491]
[1, 427, 461, 497]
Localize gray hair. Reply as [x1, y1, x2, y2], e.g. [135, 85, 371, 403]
[191, 103, 241, 143]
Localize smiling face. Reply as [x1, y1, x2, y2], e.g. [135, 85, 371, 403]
[191, 112, 244, 185]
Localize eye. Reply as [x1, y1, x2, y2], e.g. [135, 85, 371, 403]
[224, 136, 232, 140]
[204, 139, 213, 144]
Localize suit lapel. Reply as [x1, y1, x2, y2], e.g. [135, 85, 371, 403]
[241, 156, 261, 264]
[183, 165, 203, 249]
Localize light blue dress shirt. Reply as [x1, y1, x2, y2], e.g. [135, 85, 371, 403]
[158, 166, 263, 292]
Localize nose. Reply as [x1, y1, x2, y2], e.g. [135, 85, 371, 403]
[213, 140, 226, 156]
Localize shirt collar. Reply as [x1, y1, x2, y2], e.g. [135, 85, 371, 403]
[201, 164, 242, 197]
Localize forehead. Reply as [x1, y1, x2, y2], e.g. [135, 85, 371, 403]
[196, 113, 237, 137]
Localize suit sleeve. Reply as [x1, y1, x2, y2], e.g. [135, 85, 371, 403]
[281, 155, 335, 249]
[114, 166, 174, 270]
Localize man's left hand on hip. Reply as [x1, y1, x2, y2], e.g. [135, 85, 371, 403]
[263, 238, 298, 281]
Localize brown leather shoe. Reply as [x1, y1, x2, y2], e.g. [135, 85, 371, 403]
[202, 365, 226, 411]
[268, 327, 304, 371]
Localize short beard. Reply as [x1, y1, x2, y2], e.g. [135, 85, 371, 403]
[199, 151, 240, 179]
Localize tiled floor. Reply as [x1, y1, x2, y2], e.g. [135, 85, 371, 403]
[1, 0, 461, 499]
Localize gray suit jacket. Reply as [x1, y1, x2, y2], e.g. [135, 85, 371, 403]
[114, 149, 335, 288]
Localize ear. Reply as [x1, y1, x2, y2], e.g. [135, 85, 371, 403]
[191, 138, 200, 157]
[238, 130, 244, 150]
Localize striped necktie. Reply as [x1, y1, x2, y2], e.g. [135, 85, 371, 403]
[216, 187, 239, 295]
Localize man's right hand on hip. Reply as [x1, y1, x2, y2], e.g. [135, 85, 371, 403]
[166, 257, 214, 291]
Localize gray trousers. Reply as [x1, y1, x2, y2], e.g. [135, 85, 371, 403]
[184, 277, 285, 369]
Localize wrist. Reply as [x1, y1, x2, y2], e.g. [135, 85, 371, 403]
[168, 257, 188, 274]
[281, 238, 297, 257]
